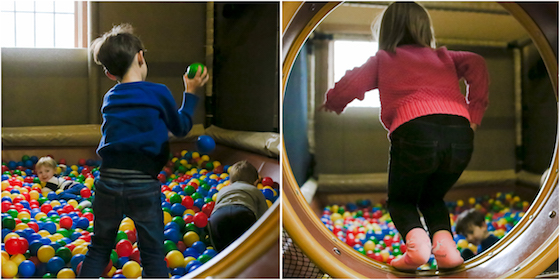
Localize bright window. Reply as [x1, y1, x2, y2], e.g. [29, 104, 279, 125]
[1, 1, 86, 48]
[333, 40, 380, 108]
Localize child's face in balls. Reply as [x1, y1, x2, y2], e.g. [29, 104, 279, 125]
[465, 224, 487, 245]
[36, 165, 55, 183]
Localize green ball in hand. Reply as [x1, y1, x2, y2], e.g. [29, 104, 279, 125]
[186, 63, 205, 79]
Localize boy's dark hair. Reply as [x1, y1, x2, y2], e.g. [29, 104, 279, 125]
[455, 208, 486, 236]
[229, 161, 259, 184]
[91, 23, 145, 79]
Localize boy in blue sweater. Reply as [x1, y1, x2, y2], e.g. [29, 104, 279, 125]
[79, 24, 208, 278]
[455, 209, 500, 261]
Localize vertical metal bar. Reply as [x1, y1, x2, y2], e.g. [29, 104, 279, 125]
[205, 2, 214, 128]
[513, 47, 523, 170]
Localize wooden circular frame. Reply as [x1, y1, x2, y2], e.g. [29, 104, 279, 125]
[282, 2, 558, 278]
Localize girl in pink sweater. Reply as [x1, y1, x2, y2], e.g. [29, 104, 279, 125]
[322, 2, 489, 271]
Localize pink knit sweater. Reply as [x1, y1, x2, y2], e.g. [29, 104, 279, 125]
[323, 45, 489, 135]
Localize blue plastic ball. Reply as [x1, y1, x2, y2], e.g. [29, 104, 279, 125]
[164, 228, 181, 244]
[46, 256, 65, 273]
[192, 241, 206, 254]
[196, 135, 216, 154]
[183, 247, 200, 258]
[70, 254, 85, 271]
[19, 260, 36, 278]
[170, 204, 187, 217]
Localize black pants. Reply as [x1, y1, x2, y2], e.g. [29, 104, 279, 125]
[388, 115, 474, 240]
[208, 205, 257, 252]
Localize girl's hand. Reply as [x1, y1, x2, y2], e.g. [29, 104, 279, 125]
[183, 66, 209, 93]
[317, 104, 331, 112]
[470, 123, 478, 131]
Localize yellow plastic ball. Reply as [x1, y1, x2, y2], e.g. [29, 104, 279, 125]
[457, 239, 469, 249]
[67, 199, 78, 208]
[364, 240, 375, 251]
[34, 212, 47, 220]
[166, 250, 185, 268]
[163, 211, 172, 225]
[184, 209, 196, 216]
[57, 268, 76, 278]
[184, 256, 197, 266]
[14, 222, 29, 231]
[1, 251, 10, 263]
[331, 213, 343, 222]
[29, 190, 40, 200]
[201, 155, 210, 162]
[266, 200, 273, 207]
[467, 243, 478, 254]
[468, 197, 476, 205]
[9, 253, 26, 265]
[122, 261, 142, 278]
[331, 205, 339, 214]
[181, 150, 188, 157]
[213, 161, 221, 168]
[38, 245, 56, 263]
[1, 181, 10, 191]
[2, 260, 18, 278]
[192, 152, 200, 159]
[212, 193, 218, 202]
[4, 232, 20, 243]
[50, 200, 61, 207]
[457, 200, 464, 207]
[183, 231, 200, 247]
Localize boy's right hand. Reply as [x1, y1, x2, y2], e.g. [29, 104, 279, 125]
[184, 66, 209, 93]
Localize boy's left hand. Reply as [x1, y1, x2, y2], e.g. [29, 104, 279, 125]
[184, 66, 209, 93]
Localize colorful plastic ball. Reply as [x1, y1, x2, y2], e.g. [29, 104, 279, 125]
[166, 250, 186, 268]
[197, 254, 212, 263]
[122, 261, 142, 279]
[183, 231, 200, 247]
[171, 267, 186, 276]
[18, 259, 36, 278]
[2, 260, 18, 278]
[203, 249, 217, 258]
[5, 236, 28, 255]
[196, 135, 215, 154]
[57, 268, 76, 278]
[164, 228, 182, 244]
[192, 241, 206, 254]
[193, 212, 208, 228]
[183, 247, 200, 258]
[171, 204, 187, 217]
[115, 239, 133, 257]
[59, 216, 73, 229]
[46, 256, 65, 274]
[37, 245, 56, 263]
[70, 254, 85, 271]
[55, 246, 73, 263]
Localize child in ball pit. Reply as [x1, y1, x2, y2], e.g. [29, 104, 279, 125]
[35, 156, 85, 201]
[455, 208, 499, 260]
[207, 160, 269, 252]
[79, 24, 208, 278]
[321, 2, 489, 271]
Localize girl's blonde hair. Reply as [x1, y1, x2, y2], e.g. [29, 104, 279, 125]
[36, 156, 57, 169]
[372, 2, 436, 52]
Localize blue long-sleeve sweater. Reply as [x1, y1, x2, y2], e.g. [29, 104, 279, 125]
[97, 81, 199, 178]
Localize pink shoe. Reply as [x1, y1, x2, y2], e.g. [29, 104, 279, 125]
[391, 228, 432, 271]
[432, 230, 464, 269]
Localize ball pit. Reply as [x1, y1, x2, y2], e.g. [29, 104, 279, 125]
[1, 152, 280, 278]
[321, 192, 528, 270]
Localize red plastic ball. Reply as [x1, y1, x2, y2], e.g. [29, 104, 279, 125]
[80, 188, 91, 198]
[83, 212, 94, 221]
[59, 216, 73, 229]
[129, 248, 141, 263]
[261, 177, 274, 187]
[1, 201, 12, 212]
[181, 196, 194, 209]
[78, 159, 86, 166]
[116, 239, 133, 257]
[124, 230, 137, 244]
[40, 203, 53, 214]
[157, 173, 167, 183]
[193, 212, 208, 228]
